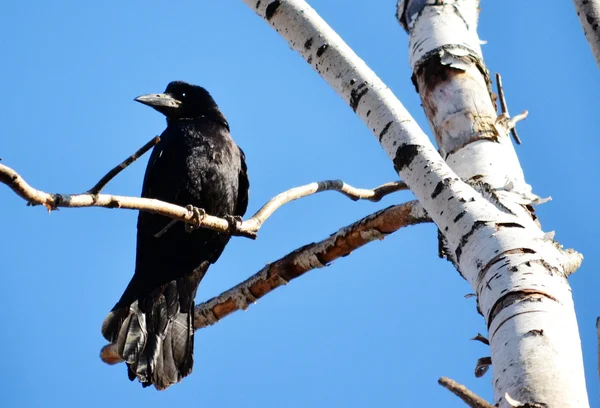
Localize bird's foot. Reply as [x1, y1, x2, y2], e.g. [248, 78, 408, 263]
[185, 205, 206, 232]
[224, 215, 243, 235]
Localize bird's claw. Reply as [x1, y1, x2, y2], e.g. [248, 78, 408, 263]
[185, 205, 206, 232]
[224, 215, 243, 235]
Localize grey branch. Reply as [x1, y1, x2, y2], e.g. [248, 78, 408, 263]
[87, 136, 160, 194]
[0, 162, 408, 239]
[100, 199, 430, 364]
[573, 0, 600, 69]
[438, 377, 494, 408]
[496, 73, 523, 145]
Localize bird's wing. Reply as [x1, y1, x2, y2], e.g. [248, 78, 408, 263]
[140, 137, 166, 199]
[235, 146, 249, 218]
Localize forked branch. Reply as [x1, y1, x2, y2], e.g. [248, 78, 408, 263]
[0, 138, 409, 239]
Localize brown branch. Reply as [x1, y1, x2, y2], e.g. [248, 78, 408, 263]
[100, 199, 430, 364]
[0, 162, 408, 239]
[438, 377, 494, 408]
[495, 73, 522, 145]
[87, 136, 160, 194]
[471, 333, 490, 346]
[475, 356, 492, 378]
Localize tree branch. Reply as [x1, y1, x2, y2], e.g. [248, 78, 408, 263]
[87, 136, 160, 194]
[438, 377, 494, 408]
[573, 0, 600, 69]
[0, 162, 408, 239]
[496, 73, 523, 145]
[100, 199, 430, 364]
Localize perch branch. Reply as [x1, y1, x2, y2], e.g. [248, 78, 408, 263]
[100, 199, 430, 364]
[438, 377, 494, 408]
[0, 162, 408, 239]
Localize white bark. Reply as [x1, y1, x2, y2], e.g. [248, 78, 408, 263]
[398, 0, 587, 406]
[244, 0, 587, 406]
[573, 0, 600, 69]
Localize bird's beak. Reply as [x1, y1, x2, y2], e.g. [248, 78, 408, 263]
[134, 93, 182, 113]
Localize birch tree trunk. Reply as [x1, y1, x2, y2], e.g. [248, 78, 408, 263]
[246, 0, 588, 406]
[573, 0, 600, 69]
[396, 1, 588, 406]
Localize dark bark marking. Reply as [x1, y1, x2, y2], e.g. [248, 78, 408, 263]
[489, 290, 559, 332]
[453, 210, 466, 223]
[304, 37, 313, 50]
[378, 121, 393, 142]
[349, 82, 368, 112]
[316, 43, 329, 57]
[587, 13, 599, 30]
[495, 222, 525, 229]
[393, 144, 420, 173]
[455, 220, 487, 263]
[431, 177, 453, 199]
[525, 329, 544, 337]
[265, 0, 281, 20]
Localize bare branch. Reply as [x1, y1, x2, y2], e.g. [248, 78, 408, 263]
[100, 199, 430, 364]
[471, 333, 490, 346]
[244, 179, 408, 232]
[193, 199, 426, 328]
[573, 0, 600, 69]
[475, 357, 492, 378]
[438, 377, 494, 408]
[0, 163, 408, 239]
[87, 136, 160, 194]
[496, 73, 522, 145]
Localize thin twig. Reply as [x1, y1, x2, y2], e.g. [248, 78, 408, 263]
[471, 333, 489, 345]
[87, 136, 160, 194]
[495, 73, 522, 145]
[438, 377, 494, 408]
[475, 356, 492, 378]
[99, 199, 430, 364]
[244, 180, 408, 232]
[0, 163, 408, 239]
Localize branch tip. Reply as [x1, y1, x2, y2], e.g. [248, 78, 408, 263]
[438, 377, 494, 408]
[475, 357, 492, 378]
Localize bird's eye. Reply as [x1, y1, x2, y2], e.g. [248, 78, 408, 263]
[181, 93, 186, 98]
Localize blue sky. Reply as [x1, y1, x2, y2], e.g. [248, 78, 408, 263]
[1, 1, 598, 406]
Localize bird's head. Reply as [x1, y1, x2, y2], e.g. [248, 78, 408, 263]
[134, 81, 229, 128]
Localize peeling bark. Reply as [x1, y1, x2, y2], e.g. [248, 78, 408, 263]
[398, 0, 587, 406]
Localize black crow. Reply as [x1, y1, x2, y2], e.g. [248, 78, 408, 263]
[101, 81, 249, 390]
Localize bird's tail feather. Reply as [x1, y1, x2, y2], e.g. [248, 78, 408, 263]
[101, 263, 208, 390]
